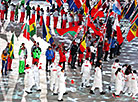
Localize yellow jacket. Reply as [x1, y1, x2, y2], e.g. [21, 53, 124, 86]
[1, 54, 7, 61]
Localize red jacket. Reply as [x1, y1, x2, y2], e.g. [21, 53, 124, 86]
[104, 42, 110, 51]
[59, 49, 66, 62]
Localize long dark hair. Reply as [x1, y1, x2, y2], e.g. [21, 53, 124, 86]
[125, 65, 132, 75]
[115, 68, 121, 76]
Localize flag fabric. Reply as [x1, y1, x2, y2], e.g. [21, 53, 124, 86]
[87, 16, 103, 37]
[113, 17, 124, 45]
[126, 18, 138, 42]
[46, 0, 52, 5]
[29, 17, 36, 37]
[83, 0, 90, 15]
[74, 0, 82, 9]
[125, 1, 136, 19]
[80, 38, 86, 52]
[55, 25, 82, 36]
[9, 34, 14, 59]
[113, 0, 121, 15]
[93, 10, 104, 21]
[22, 23, 30, 40]
[56, 0, 64, 7]
[130, 6, 138, 23]
[90, 0, 102, 17]
[67, 0, 79, 12]
[26, 0, 31, 5]
[42, 20, 54, 44]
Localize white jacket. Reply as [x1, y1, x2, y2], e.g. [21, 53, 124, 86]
[93, 67, 102, 88]
[90, 46, 97, 54]
[58, 72, 66, 93]
[131, 73, 138, 93]
[19, 50, 25, 61]
[50, 63, 57, 84]
[81, 60, 91, 78]
[53, 10, 58, 17]
[115, 72, 123, 92]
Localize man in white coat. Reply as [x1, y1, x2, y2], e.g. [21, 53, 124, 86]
[131, 70, 138, 99]
[90, 64, 105, 95]
[81, 60, 91, 87]
[53, 64, 62, 95]
[109, 59, 121, 90]
[32, 62, 41, 91]
[25, 64, 35, 94]
[49, 62, 57, 91]
[58, 68, 66, 101]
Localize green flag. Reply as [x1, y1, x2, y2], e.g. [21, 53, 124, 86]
[9, 34, 14, 59]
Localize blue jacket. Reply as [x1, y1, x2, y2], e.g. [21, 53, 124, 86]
[45, 49, 54, 60]
[109, 38, 116, 48]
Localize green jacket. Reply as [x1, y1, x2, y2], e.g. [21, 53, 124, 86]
[33, 47, 41, 59]
[26, 5, 31, 15]
[15, 5, 19, 16]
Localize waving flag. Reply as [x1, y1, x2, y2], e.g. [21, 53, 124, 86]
[56, 0, 64, 7]
[83, 0, 90, 15]
[21, 23, 30, 40]
[67, 0, 79, 12]
[29, 17, 36, 37]
[26, 0, 31, 5]
[125, 1, 137, 19]
[113, 17, 124, 45]
[42, 20, 54, 44]
[127, 18, 138, 42]
[130, 7, 138, 24]
[46, 0, 52, 5]
[9, 34, 14, 59]
[113, 0, 121, 15]
[74, 0, 82, 9]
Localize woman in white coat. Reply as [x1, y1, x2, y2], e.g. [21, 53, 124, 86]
[58, 68, 66, 101]
[112, 68, 123, 98]
[81, 60, 91, 87]
[131, 70, 138, 99]
[90, 64, 105, 95]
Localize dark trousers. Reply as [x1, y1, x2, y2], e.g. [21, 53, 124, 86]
[59, 61, 65, 70]
[26, 14, 30, 20]
[104, 51, 108, 61]
[110, 48, 115, 59]
[46, 59, 52, 71]
[37, 15, 40, 22]
[71, 54, 76, 68]
[2, 60, 7, 75]
[90, 53, 95, 64]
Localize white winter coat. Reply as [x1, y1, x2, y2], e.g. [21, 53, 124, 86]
[58, 72, 66, 93]
[115, 72, 123, 92]
[81, 60, 91, 79]
[50, 63, 57, 84]
[19, 50, 25, 61]
[131, 73, 138, 93]
[93, 67, 102, 88]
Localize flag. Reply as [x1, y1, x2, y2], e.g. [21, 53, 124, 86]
[46, 0, 52, 5]
[125, 1, 136, 19]
[55, 25, 82, 36]
[9, 34, 14, 59]
[80, 33, 86, 52]
[26, 0, 31, 5]
[74, 0, 82, 9]
[130, 6, 138, 23]
[56, 0, 64, 7]
[87, 16, 103, 36]
[113, 0, 121, 15]
[29, 17, 36, 37]
[127, 18, 138, 42]
[90, 0, 102, 17]
[42, 20, 54, 44]
[113, 17, 124, 45]
[67, 0, 79, 12]
[93, 10, 104, 21]
[21, 23, 30, 40]
[83, 0, 90, 15]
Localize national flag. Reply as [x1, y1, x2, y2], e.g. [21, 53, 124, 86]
[22, 23, 30, 40]
[130, 6, 138, 23]
[26, 0, 31, 5]
[55, 25, 82, 36]
[126, 18, 138, 42]
[93, 10, 104, 21]
[113, 0, 121, 15]
[87, 16, 103, 37]
[113, 17, 124, 45]
[42, 19, 54, 44]
[74, 0, 82, 9]
[135, 0, 137, 6]
[56, 0, 64, 7]
[80, 32, 86, 52]
[29, 17, 36, 37]
[90, 0, 102, 17]
[9, 34, 14, 59]
[83, 0, 90, 15]
[125, 1, 137, 19]
[46, 0, 52, 5]
[67, 0, 79, 12]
